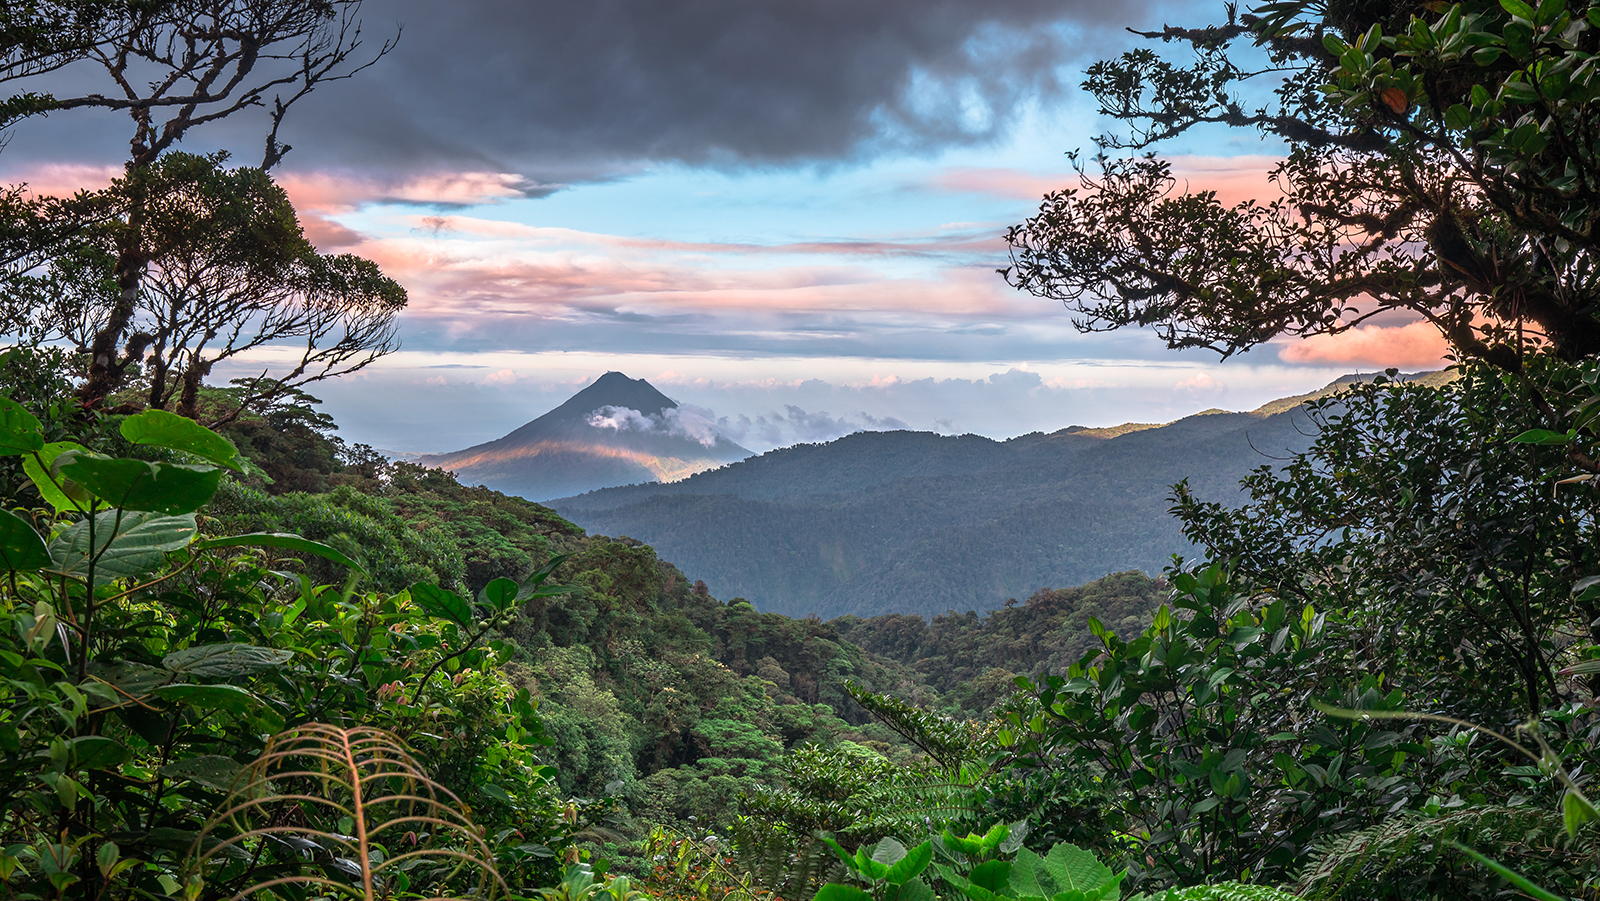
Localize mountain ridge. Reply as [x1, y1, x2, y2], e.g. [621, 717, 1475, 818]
[418, 371, 751, 501]
[552, 372, 1447, 619]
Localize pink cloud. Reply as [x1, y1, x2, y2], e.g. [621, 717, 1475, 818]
[933, 155, 1283, 208]
[1279, 320, 1450, 368]
[3, 163, 120, 197]
[276, 170, 550, 214]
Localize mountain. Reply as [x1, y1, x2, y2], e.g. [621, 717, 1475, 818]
[552, 373, 1448, 620]
[417, 372, 751, 501]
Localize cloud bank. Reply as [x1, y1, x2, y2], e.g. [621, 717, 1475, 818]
[587, 405, 724, 448]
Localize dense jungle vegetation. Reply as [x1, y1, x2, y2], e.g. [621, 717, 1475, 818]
[7, 0, 1600, 899]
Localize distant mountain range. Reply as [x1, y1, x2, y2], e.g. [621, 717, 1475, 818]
[417, 372, 751, 501]
[550, 372, 1452, 620]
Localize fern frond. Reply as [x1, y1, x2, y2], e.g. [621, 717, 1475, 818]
[1148, 884, 1301, 901]
[1295, 805, 1571, 901]
[845, 681, 994, 771]
[183, 723, 508, 900]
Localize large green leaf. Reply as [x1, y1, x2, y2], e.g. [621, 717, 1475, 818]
[411, 582, 473, 626]
[483, 577, 519, 611]
[884, 842, 932, 886]
[24, 442, 90, 513]
[935, 869, 1009, 901]
[163, 643, 293, 678]
[196, 532, 363, 571]
[159, 755, 244, 791]
[69, 736, 131, 770]
[0, 396, 42, 455]
[1010, 844, 1121, 901]
[0, 509, 49, 572]
[151, 684, 260, 714]
[87, 660, 171, 695]
[58, 456, 222, 514]
[120, 409, 242, 470]
[891, 879, 935, 901]
[813, 886, 873, 901]
[49, 511, 198, 584]
[871, 837, 908, 868]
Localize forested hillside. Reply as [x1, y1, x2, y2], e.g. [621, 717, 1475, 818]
[10, 1, 1600, 900]
[556, 406, 1314, 619]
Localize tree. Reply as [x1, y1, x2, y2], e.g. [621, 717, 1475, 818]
[4, 153, 404, 420]
[1003, 0, 1600, 372]
[1173, 367, 1600, 718]
[0, 0, 396, 408]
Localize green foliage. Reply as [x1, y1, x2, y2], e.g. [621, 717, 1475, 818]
[1294, 806, 1584, 900]
[1001, 563, 1428, 885]
[815, 835, 935, 901]
[0, 397, 587, 898]
[836, 571, 1168, 715]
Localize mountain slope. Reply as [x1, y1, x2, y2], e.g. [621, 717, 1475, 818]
[418, 371, 751, 501]
[553, 375, 1436, 619]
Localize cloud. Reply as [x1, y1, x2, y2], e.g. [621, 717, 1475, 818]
[257, 0, 1159, 177]
[1278, 321, 1451, 368]
[484, 368, 518, 385]
[932, 155, 1282, 206]
[718, 405, 911, 446]
[587, 404, 725, 448]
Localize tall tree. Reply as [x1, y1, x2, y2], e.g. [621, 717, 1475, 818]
[0, 0, 395, 408]
[3, 154, 404, 420]
[1004, 0, 1600, 372]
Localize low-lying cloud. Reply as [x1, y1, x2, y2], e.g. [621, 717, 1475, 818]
[719, 406, 911, 447]
[587, 405, 723, 448]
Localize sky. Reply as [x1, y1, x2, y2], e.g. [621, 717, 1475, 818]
[0, 0, 1451, 454]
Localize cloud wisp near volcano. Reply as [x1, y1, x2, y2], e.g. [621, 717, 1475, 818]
[418, 372, 750, 501]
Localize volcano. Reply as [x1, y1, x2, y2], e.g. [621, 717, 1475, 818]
[416, 372, 751, 501]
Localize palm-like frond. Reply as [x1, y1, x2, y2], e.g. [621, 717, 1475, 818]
[1295, 806, 1580, 900]
[183, 723, 508, 900]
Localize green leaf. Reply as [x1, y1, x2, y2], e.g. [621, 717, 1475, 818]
[884, 842, 933, 886]
[1011, 844, 1120, 900]
[196, 532, 363, 571]
[970, 860, 1012, 892]
[69, 736, 131, 770]
[24, 442, 90, 513]
[1500, 0, 1536, 19]
[484, 576, 520, 611]
[121, 409, 242, 470]
[58, 456, 222, 514]
[87, 659, 171, 695]
[1509, 428, 1572, 445]
[162, 643, 293, 678]
[1564, 789, 1599, 837]
[151, 684, 260, 714]
[0, 396, 42, 455]
[813, 886, 873, 901]
[158, 755, 243, 791]
[892, 879, 935, 901]
[411, 582, 473, 626]
[48, 511, 198, 584]
[0, 509, 49, 572]
[820, 835, 856, 870]
[872, 837, 909, 868]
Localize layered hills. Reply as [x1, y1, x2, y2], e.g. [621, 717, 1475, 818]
[553, 373, 1447, 620]
[417, 371, 751, 501]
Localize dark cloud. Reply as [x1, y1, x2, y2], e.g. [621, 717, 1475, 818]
[266, 0, 1157, 177]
